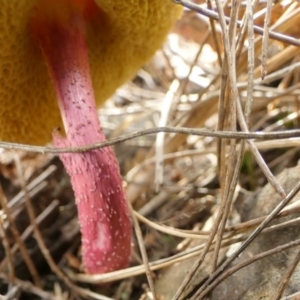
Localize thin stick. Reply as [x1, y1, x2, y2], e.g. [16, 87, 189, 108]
[69, 235, 244, 284]
[261, 0, 273, 79]
[212, 0, 241, 273]
[193, 180, 300, 298]
[273, 249, 300, 300]
[195, 238, 300, 299]
[0, 273, 55, 300]
[207, 0, 223, 67]
[1, 127, 300, 154]
[0, 200, 59, 272]
[130, 204, 157, 300]
[0, 212, 15, 284]
[7, 165, 56, 210]
[155, 80, 179, 190]
[0, 184, 41, 287]
[13, 156, 81, 296]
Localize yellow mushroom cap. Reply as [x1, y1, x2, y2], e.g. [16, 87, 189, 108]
[0, 0, 182, 145]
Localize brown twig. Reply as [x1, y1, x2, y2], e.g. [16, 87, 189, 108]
[1, 127, 300, 154]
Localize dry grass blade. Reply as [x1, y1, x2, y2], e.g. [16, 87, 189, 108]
[130, 204, 157, 300]
[273, 249, 300, 300]
[195, 237, 300, 299]
[13, 156, 79, 297]
[194, 180, 300, 298]
[0, 212, 14, 284]
[0, 183, 41, 287]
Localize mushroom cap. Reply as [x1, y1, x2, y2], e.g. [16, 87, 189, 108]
[0, 0, 181, 145]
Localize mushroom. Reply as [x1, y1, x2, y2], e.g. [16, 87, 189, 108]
[0, 1, 181, 274]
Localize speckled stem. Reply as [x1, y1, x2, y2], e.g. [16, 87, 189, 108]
[31, 2, 131, 274]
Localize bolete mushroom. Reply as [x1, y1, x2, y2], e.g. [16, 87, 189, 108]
[0, 0, 181, 274]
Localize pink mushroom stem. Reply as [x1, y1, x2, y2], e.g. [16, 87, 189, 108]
[30, 0, 131, 274]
